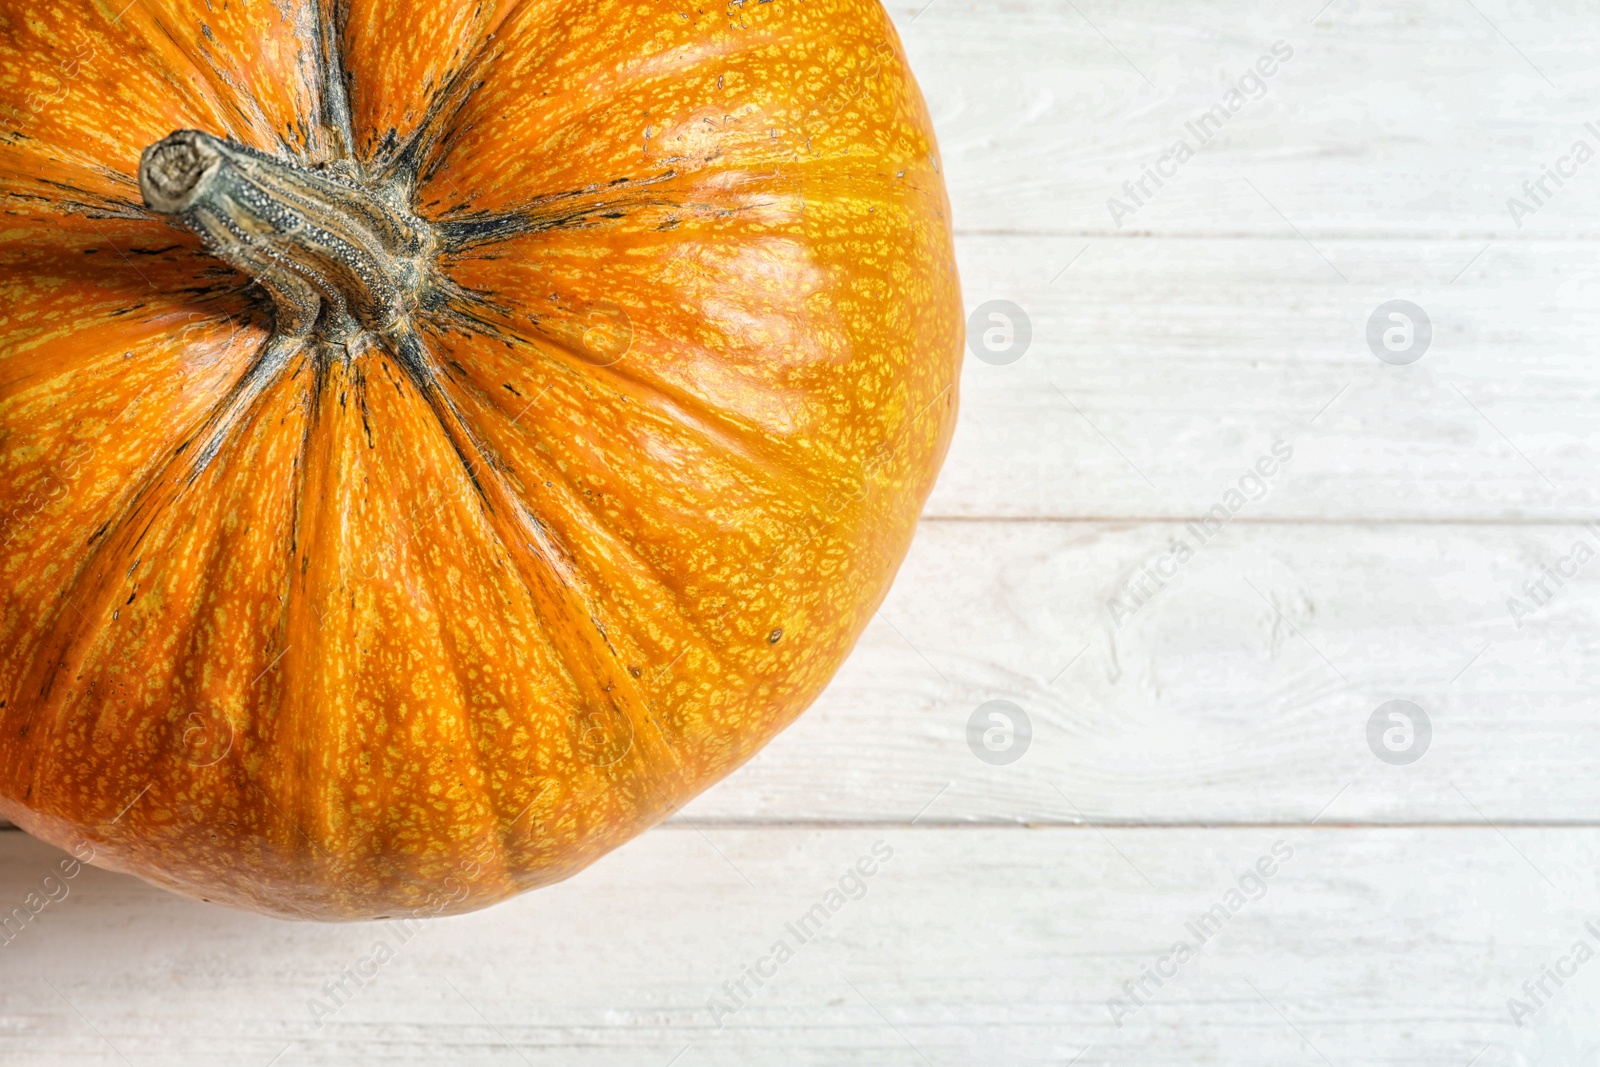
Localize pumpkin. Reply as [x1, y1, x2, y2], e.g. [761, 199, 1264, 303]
[0, 0, 959, 920]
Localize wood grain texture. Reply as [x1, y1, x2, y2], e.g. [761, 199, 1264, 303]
[935, 236, 1600, 521]
[893, 0, 1600, 239]
[673, 518, 1600, 826]
[5, 0, 1599, 1061]
[10, 516, 1600, 830]
[0, 828, 1594, 1066]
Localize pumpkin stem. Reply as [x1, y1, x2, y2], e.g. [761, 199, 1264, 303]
[137, 130, 435, 346]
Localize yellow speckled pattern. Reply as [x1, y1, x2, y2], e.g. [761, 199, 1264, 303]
[0, 0, 960, 920]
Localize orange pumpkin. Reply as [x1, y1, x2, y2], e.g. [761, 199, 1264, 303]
[0, 0, 959, 919]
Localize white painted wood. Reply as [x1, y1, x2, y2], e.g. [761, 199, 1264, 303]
[899, 0, 1600, 521]
[5, 1, 1600, 1064]
[891, 0, 1600, 239]
[936, 236, 1600, 521]
[675, 517, 1600, 825]
[10, 517, 1599, 833]
[0, 828, 1594, 1066]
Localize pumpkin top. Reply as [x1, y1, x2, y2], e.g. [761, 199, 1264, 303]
[0, 0, 960, 920]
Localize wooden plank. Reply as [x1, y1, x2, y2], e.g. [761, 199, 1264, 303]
[6, 518, 1595, 832]
[672, 517, 1600, 826]
[0, 827, 1591, 1065]
[887, 0, 1600, 238]
[934, 235, 1600, 520]
[4, 3, 1595, 1066]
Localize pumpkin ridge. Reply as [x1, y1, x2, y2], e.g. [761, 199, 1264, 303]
[429, 169, 686, 251]
[417, 282, 823, 510]
[0, 327, 280, 731]
[306, 0, 357, 161]
[387, 324, 689, 785]
[7, 342, 313, 818]
[126, 117, 729, 791]
[421, 338, 743, 678]
[274, 352, 515, 903]
[374, 35, 499, 191]
[123, 6, 296, 155]
[338, 0, 527, 168]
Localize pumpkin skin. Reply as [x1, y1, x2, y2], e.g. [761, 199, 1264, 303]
[0, 0, 959, 919]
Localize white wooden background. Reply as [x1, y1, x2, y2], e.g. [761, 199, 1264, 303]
[5, 1, 1600, 1063]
